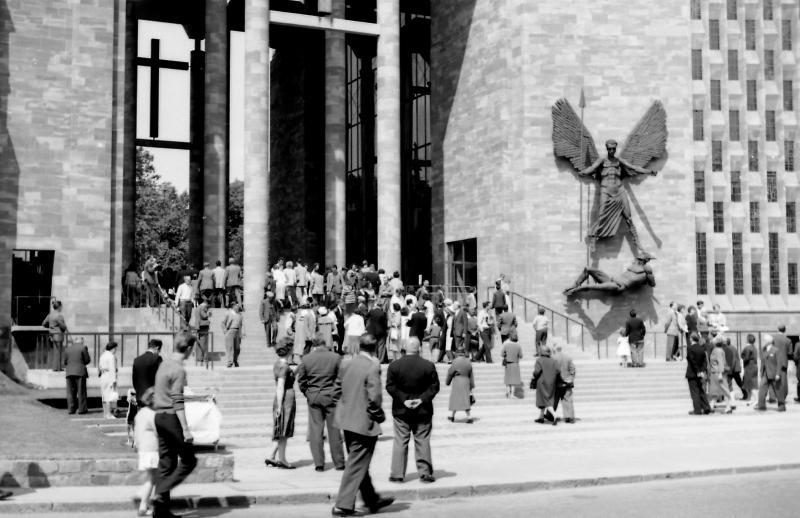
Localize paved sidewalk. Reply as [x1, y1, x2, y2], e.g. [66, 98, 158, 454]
[2, 402, 798, 513]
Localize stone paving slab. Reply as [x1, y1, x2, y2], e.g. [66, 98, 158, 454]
[2, 403, 798, 513]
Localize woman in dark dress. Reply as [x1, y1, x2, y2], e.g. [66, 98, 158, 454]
[446, 349, 475, 423]
[740, 334, 759, 404]
[266, 340, 297, 469]
[531, 345, 559, 425]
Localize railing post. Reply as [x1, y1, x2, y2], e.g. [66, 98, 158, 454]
[524, 299, 528, 322]
[565, 317, 569, 344]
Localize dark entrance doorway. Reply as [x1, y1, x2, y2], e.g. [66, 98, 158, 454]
[11, 250, 55, 326]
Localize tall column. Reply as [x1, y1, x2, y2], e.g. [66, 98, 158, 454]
[324, 0, 346, 268]
[121, 1, 137, 271]
[203, 0, 229, 265]
[188, 43, 205, 269]
[243, 0, 270, 309]
[376, 0, 402, 272]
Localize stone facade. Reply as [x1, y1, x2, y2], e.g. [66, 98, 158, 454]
[432, 0, 695, 339]
[0, 0, 118, 331]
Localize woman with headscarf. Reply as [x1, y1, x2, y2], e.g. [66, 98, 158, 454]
[98, 341, 119, 419]
[265, 340, 297, 469]
[446, 348, 475, 423]
[531, 344, 559, 425]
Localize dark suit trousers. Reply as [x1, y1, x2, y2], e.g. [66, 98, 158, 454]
[308, 401, 345, 469]
[777, 368, 789, 403]
[535, 329, 548, 355]
[758, 378, 784, 408]
[390, 417, 433, 479]
[335, 431, 379, 511]
[687, 378, 710, 414]
[477, 329, 494, 363]
[154, 412, 197, 505]
[66, 375, 87, 414]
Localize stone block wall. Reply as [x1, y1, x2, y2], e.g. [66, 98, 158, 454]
[0, 0, 118, 330]
[432, 0, 695, 339]
[0, 451, 233, 487]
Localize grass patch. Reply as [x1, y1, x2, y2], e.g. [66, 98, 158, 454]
[0, 395, 133, 460]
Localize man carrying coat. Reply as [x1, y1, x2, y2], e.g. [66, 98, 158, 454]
[296, 339, 345, 472]
[64, 337, 90, 414]
[552, 343, 576, 423]
[331, 335, 394, 516]
[386, 337, 440, 483]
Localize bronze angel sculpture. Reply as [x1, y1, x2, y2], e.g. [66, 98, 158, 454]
[552, 98, 667, 255]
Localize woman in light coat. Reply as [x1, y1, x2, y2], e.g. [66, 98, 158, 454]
[501, 330, 523, 398]
[99, 342, 119, 419]
[446, 349, 475, 423]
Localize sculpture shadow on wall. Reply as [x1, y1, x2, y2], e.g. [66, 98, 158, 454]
[564, 285, 661, 341]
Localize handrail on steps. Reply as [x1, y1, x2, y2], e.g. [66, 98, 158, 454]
[485, 287, 598, 356]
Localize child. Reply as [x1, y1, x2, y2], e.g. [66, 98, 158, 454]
[616, 328, 631, 367]
[134, 388, 158, 517]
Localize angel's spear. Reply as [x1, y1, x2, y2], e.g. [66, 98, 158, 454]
[579, 88, 589, 268]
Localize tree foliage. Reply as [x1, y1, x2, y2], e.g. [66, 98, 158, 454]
[134, 147, 189, 269]
[227, 179, 244, 263]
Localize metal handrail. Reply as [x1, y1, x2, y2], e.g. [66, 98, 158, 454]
[485, 288, 599, 355]
[21, 330, 215, 370]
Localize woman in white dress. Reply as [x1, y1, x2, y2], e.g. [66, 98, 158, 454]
[99, 342, 119, 419]
[272, 263, 287, 303]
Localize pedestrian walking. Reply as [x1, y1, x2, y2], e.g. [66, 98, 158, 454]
[295, 339, 345, 472]
[259, 291, 278, 348]
[476, 301, 495, 363]
[532, 308, 548, 356]
[42, 299, 67, 371]
[625, 310, 646, 367]
[446, 348, 475, 423]
[756, 335, 784, 411]
[222, 302, 243, 367]
[99, 342, 119, 419]
[501, 330, 523, 398]
[709, 338, 734, 413]
[740, 334, 758, 405]
[616, 328, 631, 367]
[225, 259, 243, 308]
[552, 343, 576, 423]
[64, 337, 90, 414]
[686, 333, 712, 415]
[266, 341, 297, 469]
[152, 333, 197, 518]
[531, 345, 559, 425]
[331, 335, 394, 516]
[386, 337, 440, 484]
[134, 387, 158, 516]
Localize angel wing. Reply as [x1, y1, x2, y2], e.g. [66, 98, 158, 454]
[619, 101, 667, 168]
[552, 98, 598, 171]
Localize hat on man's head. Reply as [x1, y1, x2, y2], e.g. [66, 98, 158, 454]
[443, 298, 453, 307]
[318, 306, 329, 316]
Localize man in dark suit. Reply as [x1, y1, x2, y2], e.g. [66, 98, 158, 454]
[296, 340, 345, 472]
[756, 335, 783, 411]
[685, 333, 711, 415]
[490, 280, 506, 316]
[450, 302, 469, 357]
[386, 337, 440, 483]
[772, 326, 791, 410]
[366, 306, 388, 363]
[407, 303, 428, 345]
[434, 302, 449, 363]
[624, 310, 647, 367]
[64, 337, 90, 414]
[133, 339, 163, 405]
[332, 335, 393, 516]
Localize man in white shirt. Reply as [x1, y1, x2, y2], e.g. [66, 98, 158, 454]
[532, 308, 549, 356]
[175, 276, 194, 329]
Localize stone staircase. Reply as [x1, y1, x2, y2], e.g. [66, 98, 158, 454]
[77, 360, 705, 447]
